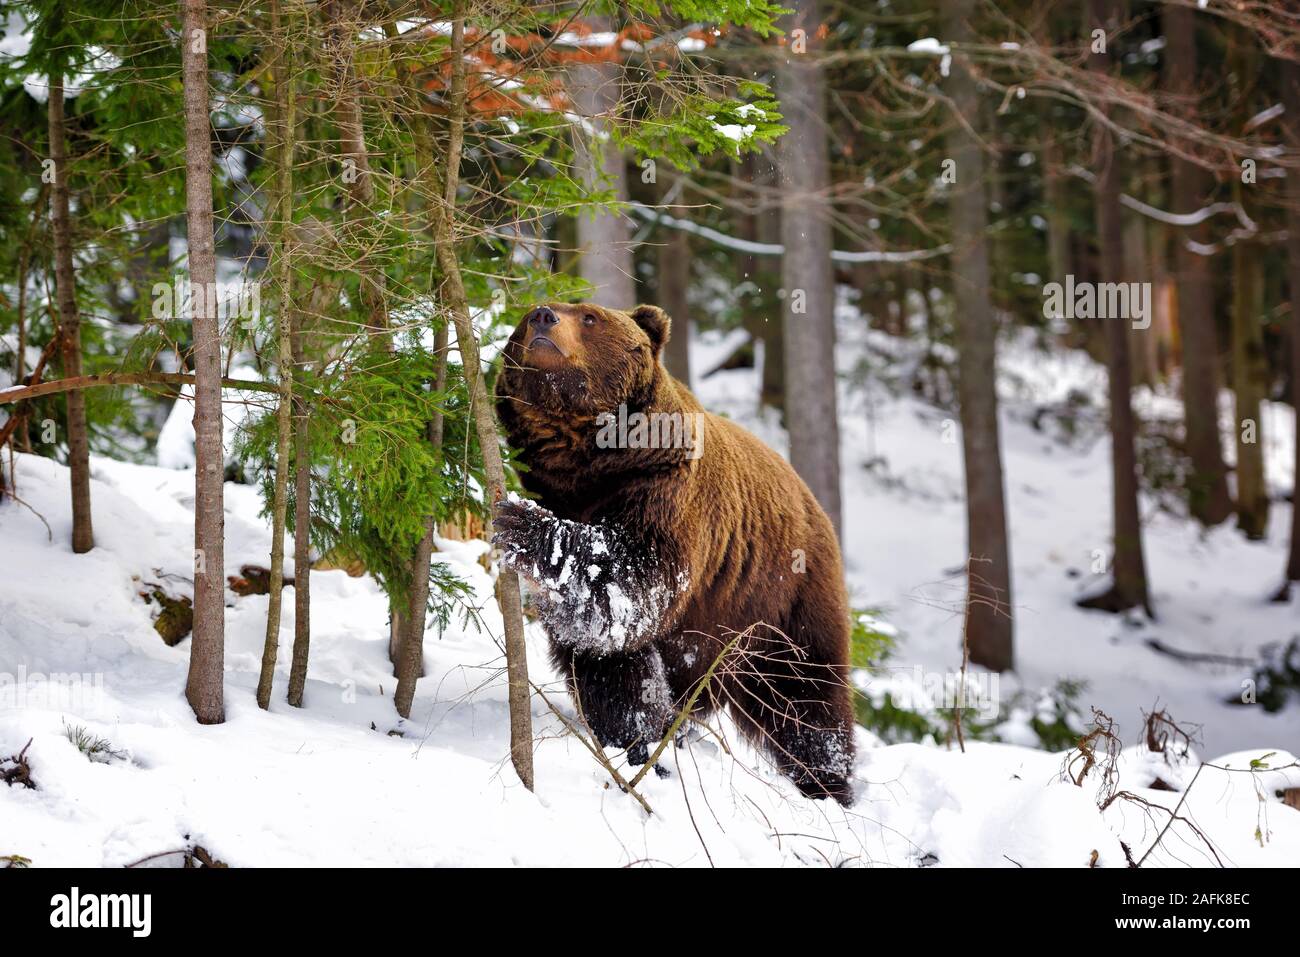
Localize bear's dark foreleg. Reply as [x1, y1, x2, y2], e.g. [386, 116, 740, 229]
[553, 644, 674, 767]
[493, 497, 678, 653]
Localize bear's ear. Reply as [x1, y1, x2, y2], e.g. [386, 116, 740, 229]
[630, 304, 671, 357]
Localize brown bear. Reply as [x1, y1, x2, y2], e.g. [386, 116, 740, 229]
[493, 302, 855, 805]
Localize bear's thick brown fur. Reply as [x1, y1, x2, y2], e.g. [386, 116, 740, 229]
[494, 302, 855, 804]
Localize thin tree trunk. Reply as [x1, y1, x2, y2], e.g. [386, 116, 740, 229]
[286, 321, 312, 707]
[775, 0, 842, 540]
[1283, 60, 1300, 581]
[1079, 0, 1151, 616]
[427, 16, 533, 786]
[754, 148, 785, 409]
[15, 226, 32, 451]
[942, 0, 1014, 669]
[324, 0, 387, 339]
[892, 265, 910, 337]
[1123, 213, 1153, 389]
[257, 0, 296, 709]
[1043, 136, 1072, 288]
[570, 16, 635, 308]
[737, 148, 783, 410]
[48, 64, 94, 554]
[389, 62, 449, 694]
[394, 321, 446, 717]
[1163, 2, 1232, 526]
[658, 221, 692, 383]
[1149, 216, 1175, 383]
[325, 0, 407, 672]
[14, 245, 26, 388]
[1232, 222, 1268, 540]
[388, 604, 409, 674]
[181, 0, 225, 724]
[11, 184, 44, 452]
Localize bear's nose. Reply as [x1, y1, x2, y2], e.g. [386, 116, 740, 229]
[527, 306, 558, 328]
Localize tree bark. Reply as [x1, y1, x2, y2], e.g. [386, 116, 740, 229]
[1283, 60, 1300, 580]
[388, 604, 409, 674]
[1123, 213, 1154, 389]
[941, 0, 1014, 669]
[1148, 203, 1176, 385]
[739, 148, 784, 410]
[394, 320, 446, 717]
[426, 17, 534, 786]
[1079, 0, 1151, 616]
[257, 0, 296, 710]
[775, 0, 842, 540]
[1231, 223, 1268, 540]
[324, 0, 387, 339]
[570, 16, 635, 308]
[181, 0, 225, 724]
[1043, 135, 1072, 289]
[325, 0, 406, 679]
[657, 220, 692, 383]
[392, 81, 448, 710]
[1163, 2, 1232, 526]
[389, 53, 452, 699]
[13, 226, 34, 451]
[48, 63, 94, 554]
[286, 320, 312, 708]
[754, 150, 785, 411]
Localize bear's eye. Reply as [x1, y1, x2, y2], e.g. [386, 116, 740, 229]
[582, 313, 597, 326]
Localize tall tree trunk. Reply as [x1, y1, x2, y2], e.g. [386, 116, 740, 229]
[658, 221, 692, 383]
[775, 0, 842, 539]
[48, 64, 94, 554]
[1282, 60, 1300, 582]
[324, 0, 386, 338]
[326, 0, 409, 679]
[1163, 3, 1232, 526]
[754, 148, 785, 410]
[428, 17, 533, 787]
[1149, 216, 1176, 383]
[257, 0, 296, 710]
[286, 321, 312, 707]
[570, 16, 635, 307]
[388, 100, 447, 700]
[181, 0, 225, 724]
[15, 230, 34, 452]
[391, 105, 448, 714]
[1123, 213, 1154, 389]
[1043, 135, 1072, 289]
[1232, 225, 1268, 540]
[1079, 0, 1151, 616]
[394, 320, 446, 718]
[941, 0, 1014, 669]
[738, 148, 784, 410]
[392, 320, 446, 714]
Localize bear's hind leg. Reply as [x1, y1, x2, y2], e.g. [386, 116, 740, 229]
[728, 628, 856, 806]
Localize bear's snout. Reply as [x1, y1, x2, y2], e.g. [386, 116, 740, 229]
[522, 304, 582, 363]
[526, 305, 559, 328]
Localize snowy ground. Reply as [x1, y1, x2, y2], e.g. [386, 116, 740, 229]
[2, 318, 1299, 867]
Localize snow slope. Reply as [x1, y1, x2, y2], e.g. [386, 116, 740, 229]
[2, 444, 1297, 867]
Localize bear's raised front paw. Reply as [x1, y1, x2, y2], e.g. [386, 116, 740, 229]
[491, 496, 554, 572]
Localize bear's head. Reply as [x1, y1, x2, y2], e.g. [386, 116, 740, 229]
[499, 302, 671, 417]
